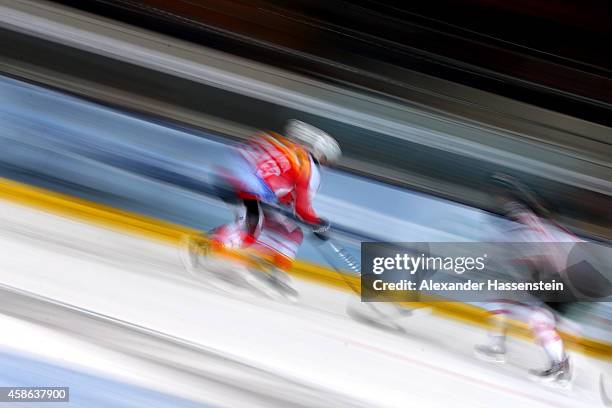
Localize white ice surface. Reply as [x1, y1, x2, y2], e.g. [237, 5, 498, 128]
[0, 200, 609, 408]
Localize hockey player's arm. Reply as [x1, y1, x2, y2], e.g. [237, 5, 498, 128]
[293, 169, 322, 225]
[294, 184, 321, 225]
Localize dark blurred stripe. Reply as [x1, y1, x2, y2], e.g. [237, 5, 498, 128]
[53, 0, 612, 126]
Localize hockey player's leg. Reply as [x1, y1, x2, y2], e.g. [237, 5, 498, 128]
[474, 305, 508, 363]
[241, 210, 302, 301]
[527, 307, 571, 384]
[181, 197, 262, 288]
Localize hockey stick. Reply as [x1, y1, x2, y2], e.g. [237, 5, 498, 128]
[250, 202, 421, 326]
[311, 236, 414, 332]
[311, 236, 361, 294]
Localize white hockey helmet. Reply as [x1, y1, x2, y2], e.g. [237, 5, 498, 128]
[285, 119, 341, 164]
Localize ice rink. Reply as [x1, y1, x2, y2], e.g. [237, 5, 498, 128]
[0, 199, 610, 407]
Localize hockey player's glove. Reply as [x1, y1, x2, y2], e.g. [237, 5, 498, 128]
[311, 218, 331, 241]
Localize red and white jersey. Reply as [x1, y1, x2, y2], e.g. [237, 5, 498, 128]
[504, 201, 582, 273]
[240, 132, 322, 224]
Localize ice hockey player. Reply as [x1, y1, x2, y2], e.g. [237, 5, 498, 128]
[209, 119, 341, 273]
[474, 173, 579, 384]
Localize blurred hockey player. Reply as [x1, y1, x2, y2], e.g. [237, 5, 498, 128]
[210, 120, 340, 272]
[474, 173, 580, 384]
